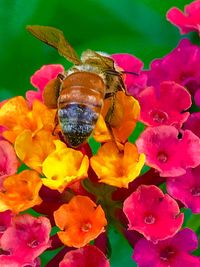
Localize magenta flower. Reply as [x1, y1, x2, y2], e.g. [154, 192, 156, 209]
[138, 81, 191, 128]
[183, 112, 200, 138]
[136, 126, 200, 177]
[123, 185, 184, 242]
[166, 165, 200, 213]
[133, 228, 200, 267]
[111, 53, 147, 98]
[167, 0, 200, 36]
[145, 39, 200, 106]
[0, 214, 51, 264]
[59, 245, 110, 267]
[0, 140, 19, 188]
[26, 64, 64, 106]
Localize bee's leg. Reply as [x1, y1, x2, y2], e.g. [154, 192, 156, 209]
[104, 94, 123, 152]
[52, 111, 59, 136]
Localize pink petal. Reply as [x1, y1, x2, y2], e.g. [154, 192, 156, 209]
[133, 228, 200, 267]
[25, 91, 43, 107]
[0, 140, 19, 188]
[1, 214, 51, 262]
[183, 112, 200, 138]
[166, 165, 200, 213]
[138, 81, 191, 127]
[167, 1, 200, 35]
[136, 126, 200, 176]
[123, 185, 184, 242]
[112, 53, 147, 97]
[30, 64, 64, 91]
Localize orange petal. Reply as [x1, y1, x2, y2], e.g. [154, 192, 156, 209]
[0, 170, 42, 213]
[54, 195, 107, 248]
[94, 91, 140, 143]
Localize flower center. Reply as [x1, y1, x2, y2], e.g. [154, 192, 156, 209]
[149, 110, 168, 124]
[0, 248, 11, 255]
[28, 240, 40, 248]
[144, 214, 156, 224]
[191, 186, 200, 197]
[0, 170, 6, 176]
[160, 246, 175, 261]
[0, 225, 6, 233]
[81, 222, 92, 232]
[157, 152, 168, 163]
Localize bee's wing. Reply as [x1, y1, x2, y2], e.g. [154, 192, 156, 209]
[81, 49, 115, 69]
[43, 77, 62, 108]
[27, 25, 81, 65]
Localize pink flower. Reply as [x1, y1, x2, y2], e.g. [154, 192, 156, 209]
[123, 185, 184, 242]
[183, 112, 200, 138]
[0, 256, 40, 267]
[59, 245, 110, 267]
[167, 0, 200, 36]
[26, 64, 64, 106]
[136, 126, 200, 177]
[166, 165, 200, 213]
[0, 211, 12, 243]
[111, 53, 147, 98]
[138, 81, 191, 128]
[0, 214, 51, 264]
[0, 140, 19, 188]
[145, 39, 200, 106]
[133, 228, 200, 267]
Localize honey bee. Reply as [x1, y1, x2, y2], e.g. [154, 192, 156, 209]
[27, 25, 135, 148]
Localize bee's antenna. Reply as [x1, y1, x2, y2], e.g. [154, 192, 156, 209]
[121, 70, 139, 76]
[105, 69, 139, 76]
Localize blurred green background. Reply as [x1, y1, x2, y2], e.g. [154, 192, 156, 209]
[0, 1, 196, 266]
[0, 0, 192, 101]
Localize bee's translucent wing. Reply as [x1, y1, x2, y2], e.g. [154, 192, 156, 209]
[27, 25, 81, 65]
[81, 49, 115, 69]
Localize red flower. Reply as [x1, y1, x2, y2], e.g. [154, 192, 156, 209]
[59, 245, 110, 267]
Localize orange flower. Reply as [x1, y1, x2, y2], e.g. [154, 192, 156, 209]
[54, 195, 107, 248]
[90, 142, 145, 188]
[42, 140, 89, 192]
[15, 129, 56, 173]
[0, 170, 42, 213]
[93, 91, 140, 143]
[0, 97, 56, 143]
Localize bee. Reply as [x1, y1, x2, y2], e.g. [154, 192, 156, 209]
[27, 26, 135, 148]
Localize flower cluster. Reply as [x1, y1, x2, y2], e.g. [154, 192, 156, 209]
[1, 1, 200, 266]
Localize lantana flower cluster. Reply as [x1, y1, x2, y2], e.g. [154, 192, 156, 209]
[1, 1, 200, 266]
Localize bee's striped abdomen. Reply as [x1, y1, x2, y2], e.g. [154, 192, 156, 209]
[58, 72, 105, 147]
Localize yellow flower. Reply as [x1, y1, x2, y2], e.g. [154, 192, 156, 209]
[15, 129, 56, 173]
[90, 142, 145, 188]
[93, 91, 140, 143]
[0, 170, 42, 213]
[42, 140, 89, 192]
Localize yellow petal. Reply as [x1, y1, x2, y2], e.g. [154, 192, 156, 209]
[42, 143, 89, 192]
[90, 142, 145, 188]
[15, 129, 56, 173]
